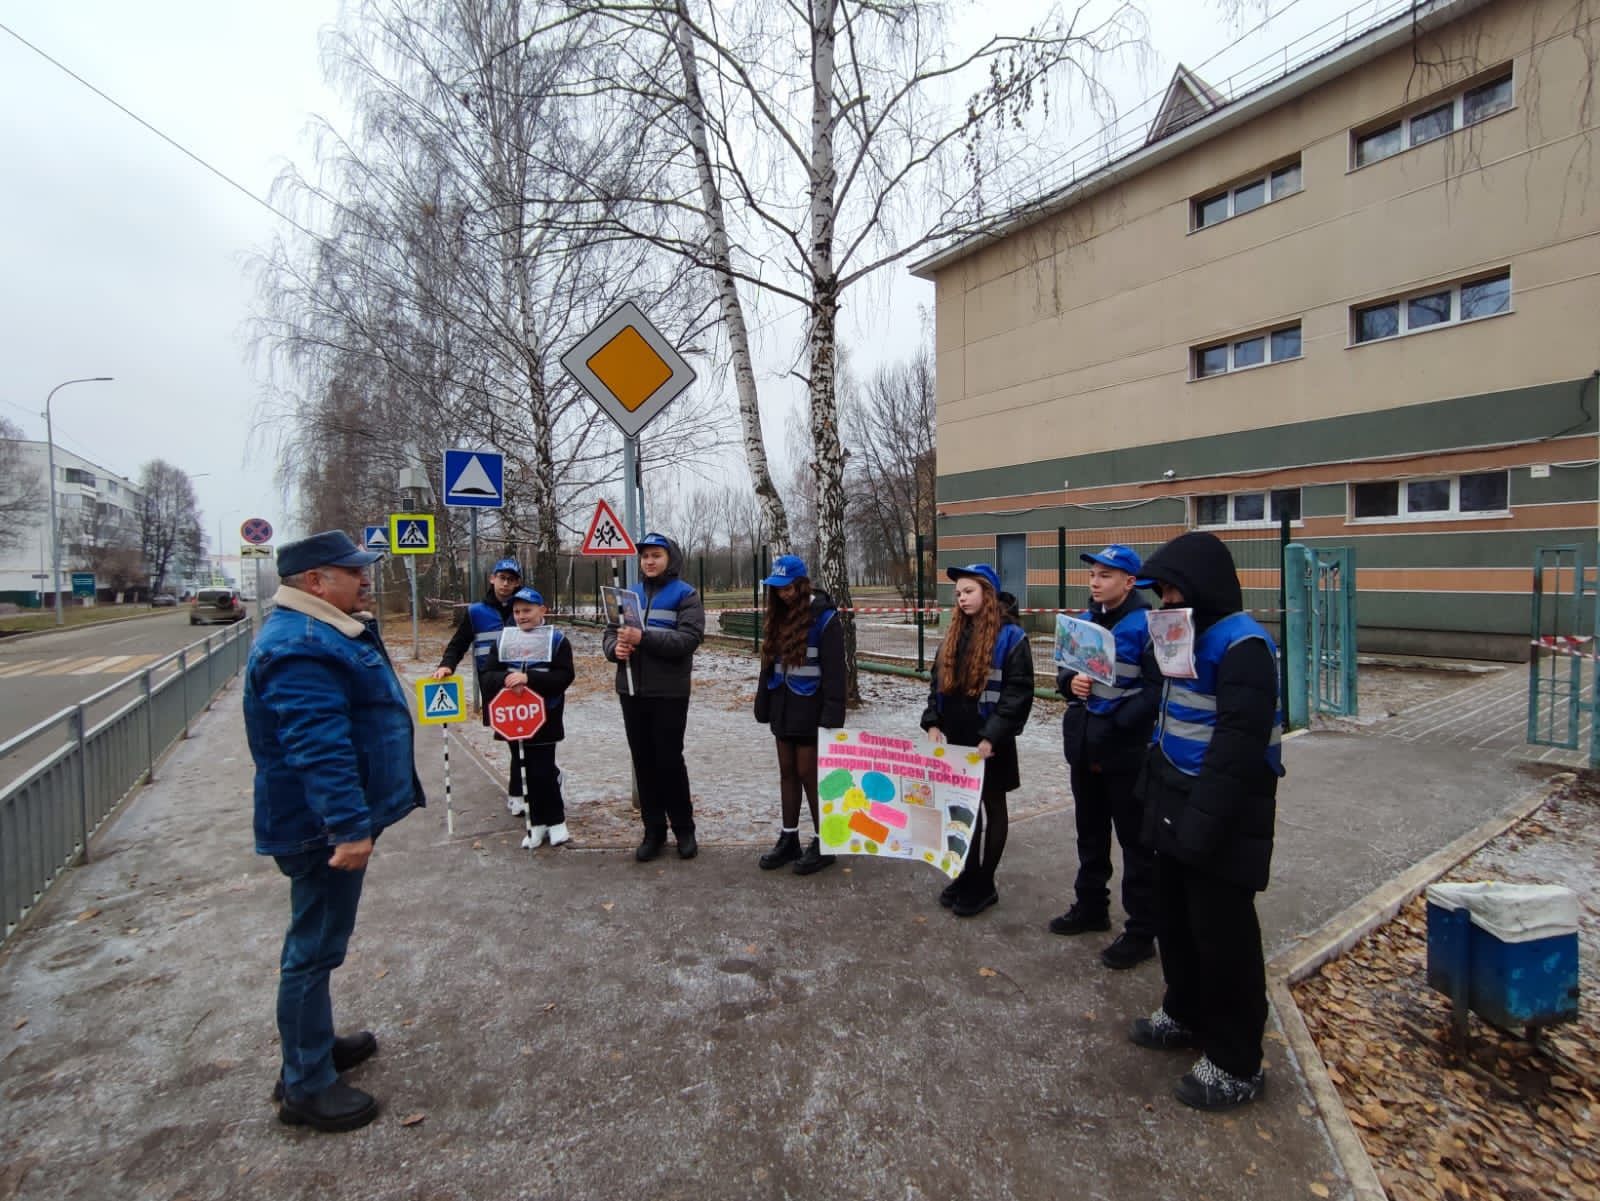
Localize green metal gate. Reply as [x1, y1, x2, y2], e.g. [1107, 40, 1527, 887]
[1284, 544, 1358, 727]
[1526, 545, 1598, 766]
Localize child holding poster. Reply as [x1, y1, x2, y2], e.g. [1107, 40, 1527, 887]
[480, 588, 575, 849]
[921, 563, 1034, 916]
[752, 555, 846, 875]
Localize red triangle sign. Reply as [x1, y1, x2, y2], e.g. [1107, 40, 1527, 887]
[580, 499, 637, 556]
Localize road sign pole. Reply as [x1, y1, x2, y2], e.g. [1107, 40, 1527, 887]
[622, 436, 640, 588]
[443, 727, 453, 836]
[470, 507, 480, 712]
[254, 559, 263, 625]
[407, 557, 420, 660]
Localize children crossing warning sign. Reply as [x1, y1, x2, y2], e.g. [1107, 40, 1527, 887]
[580, 499, 636, 556]
[416, 677, 467, 725]
[389, 513, 436, 555]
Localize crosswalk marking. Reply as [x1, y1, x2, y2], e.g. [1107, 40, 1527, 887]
[36, 657, 105, 676]
[71, 655, 131, 675]
[0, 653, 166, 679]
[0, 660, 39, 678]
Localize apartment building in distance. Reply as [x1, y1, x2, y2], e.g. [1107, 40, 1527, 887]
[911, 0, 1599, 658]
[0, 442, 144, 604]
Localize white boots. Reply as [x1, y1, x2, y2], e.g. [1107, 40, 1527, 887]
[520, 822, 570, 850]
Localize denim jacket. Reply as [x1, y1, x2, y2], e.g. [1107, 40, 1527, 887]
[244, 587, 425, 855]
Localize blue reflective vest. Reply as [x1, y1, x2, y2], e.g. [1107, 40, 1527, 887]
[630, 577, 695, 630]
[497, 628, 566, 711]
[937, 622, 1028, 719]
[1155, 612, 1285, 778]
[1081, 606, 1150, 718]
[468, 602, 505, 673]
[767, 608, 837, 697]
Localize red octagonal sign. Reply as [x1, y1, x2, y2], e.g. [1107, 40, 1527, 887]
[488, 685, 546, 741]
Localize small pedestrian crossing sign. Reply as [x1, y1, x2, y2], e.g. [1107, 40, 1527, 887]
[389, 513, 435, 555]
[416, 677, 467, 725]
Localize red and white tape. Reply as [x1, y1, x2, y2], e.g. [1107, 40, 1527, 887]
[1531, 635, 1599, 660]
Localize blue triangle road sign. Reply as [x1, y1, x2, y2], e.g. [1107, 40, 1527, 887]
[443, 449, 505, 509]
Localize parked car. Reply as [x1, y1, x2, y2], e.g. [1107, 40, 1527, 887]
[151, 593, 178, 607]
[190, 588, 247, 625]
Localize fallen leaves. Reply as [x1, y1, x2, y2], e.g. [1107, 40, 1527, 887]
[977, 967, 997, 978]
[1309, 1184, 1330, 1198]
[76, 908, 101, 922]
[399, 1112, 426, 1127]
[13, 1017, 27, 1030]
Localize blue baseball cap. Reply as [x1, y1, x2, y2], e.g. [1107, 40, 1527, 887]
[277, 530, 381, 577]
[490, 558, 522, 577]
[946, 563, 1001, 593]
[1080, 543, 1155, 587]
[636, 532, 672, 551]
[511, 587, 545, 606]
[762, 554, 808, 588]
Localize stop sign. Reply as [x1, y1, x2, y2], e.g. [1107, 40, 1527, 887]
[487, 685, 546, 741]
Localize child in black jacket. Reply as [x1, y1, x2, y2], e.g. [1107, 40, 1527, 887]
[921, 564, 1034, 917]
[753, 555, 847, 875]
[479, 587, 576, 850]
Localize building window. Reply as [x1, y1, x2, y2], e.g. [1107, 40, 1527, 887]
[63, 467, 97, 487]
[1351, 68, 1513, 168]
[1352, 270, 1510, 344]
[1192, 157, 1303, 229]
[1194, 488, 1301, 529]
[1348, 471, 1509, 521]
[1193, 322, 1303, 378]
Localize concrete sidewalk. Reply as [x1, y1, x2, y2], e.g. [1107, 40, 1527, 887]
[0, 687, 1557, 1201]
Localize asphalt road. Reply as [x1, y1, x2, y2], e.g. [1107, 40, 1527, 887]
[0, 611, 251, 783]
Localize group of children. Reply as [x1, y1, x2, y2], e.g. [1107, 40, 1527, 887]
[432, 529, 1282, 1112]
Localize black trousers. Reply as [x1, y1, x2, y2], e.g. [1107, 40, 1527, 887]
[1156, 854, 1267, 1080]
[1068, 760, 1157, 939]
[508, 741, 564, 826]
[619, 694, 694, 839]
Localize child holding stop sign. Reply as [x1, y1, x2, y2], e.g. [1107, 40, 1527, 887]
[480, 587, 575, 850]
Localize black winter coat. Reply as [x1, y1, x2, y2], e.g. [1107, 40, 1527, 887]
[479, 628, 576, 744]
[920, 617, 1035, 793]
[1058, 590, 1161, 774]
[439, 587, 516, 673]
[1135, 532, 1281, 891]
[754, 592, 847, 738]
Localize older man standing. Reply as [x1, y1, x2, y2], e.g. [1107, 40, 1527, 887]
[244, 530, 426, 1132]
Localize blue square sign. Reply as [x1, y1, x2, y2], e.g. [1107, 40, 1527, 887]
[443, 449, 504, 509]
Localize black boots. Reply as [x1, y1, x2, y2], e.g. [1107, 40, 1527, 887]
[792, 837, 836, 876]
[635, 834, 665, 862]
[759, 830, 803, 869]
[1048, 903, 1111, 936]
[278, 1080, 379, 1132]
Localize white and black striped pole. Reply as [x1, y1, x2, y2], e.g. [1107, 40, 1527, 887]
[443, 726, 454, 836]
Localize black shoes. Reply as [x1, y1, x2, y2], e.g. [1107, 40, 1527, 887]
[1174, 1056, 1265, 1111]
[277, 1079, 380, 1132]
[759, 831, 802, 870]
[676, 833, 698, 859]
[791, 837, 835, 876]
[1100, 933, 1156, 970]
[1128, 1008, 1199, 1051]
[635, 834, 665, 862]
[952, 884, 999, 917]
[938, 875, 968, 908]
[1048, 904, 1111, 935]
[271, 1031, 378, 1102]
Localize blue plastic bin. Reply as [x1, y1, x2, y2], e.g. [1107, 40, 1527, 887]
[1426, 882, 1579, 1033]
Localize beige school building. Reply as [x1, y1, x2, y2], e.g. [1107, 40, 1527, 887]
[912, 0, 1599, 658]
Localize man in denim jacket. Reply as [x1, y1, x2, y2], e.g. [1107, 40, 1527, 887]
[244, 530, 426, 1132]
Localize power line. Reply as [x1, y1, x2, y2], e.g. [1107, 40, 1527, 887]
[0, 19, 322, 242]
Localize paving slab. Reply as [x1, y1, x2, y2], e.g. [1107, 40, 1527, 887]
[0, 652, 1558, 1201]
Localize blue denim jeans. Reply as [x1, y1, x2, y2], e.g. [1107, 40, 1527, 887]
[273, 848, 367, 1100]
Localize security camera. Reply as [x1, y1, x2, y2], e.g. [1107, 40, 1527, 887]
[1161, 468, 1177, 481]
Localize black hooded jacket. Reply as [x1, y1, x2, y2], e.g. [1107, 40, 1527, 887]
[753, 589, 847, 737]
[1057, 588, 1161, 773]
[1136, 532, 1281, 892]
[601, 535, 705, 698]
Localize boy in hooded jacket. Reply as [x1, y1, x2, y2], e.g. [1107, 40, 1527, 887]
[603, 533, 705, 862]
[1128, 531, 1284, 1112]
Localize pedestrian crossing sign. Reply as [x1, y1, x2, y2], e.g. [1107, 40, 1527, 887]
[389, 513, 435, 555]
[416, 677, 467, 724]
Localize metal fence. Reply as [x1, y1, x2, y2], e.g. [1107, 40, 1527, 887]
[0, 619, 255, 942]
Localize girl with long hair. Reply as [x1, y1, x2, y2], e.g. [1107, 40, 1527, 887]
[921, 564, 1034, 915]
[753, 555, 846, 875]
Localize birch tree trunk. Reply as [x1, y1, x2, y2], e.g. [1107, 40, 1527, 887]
[806, 0, 858, 700]
[672, 2, 790, 554]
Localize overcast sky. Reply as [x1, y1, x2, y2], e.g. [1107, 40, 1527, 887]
[0, 0, 1365, 549]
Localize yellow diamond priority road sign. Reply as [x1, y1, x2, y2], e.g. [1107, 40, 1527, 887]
[561, 302, 696, 437]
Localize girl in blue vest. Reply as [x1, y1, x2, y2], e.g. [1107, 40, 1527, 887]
[479, 587, 575, 850]
[431, 558, 523, 813]
[602, 533, 705, 862]
[1127, 531, 1284, 1112]
[921, 564, 1034, 917]
[753, 554, 847, 875]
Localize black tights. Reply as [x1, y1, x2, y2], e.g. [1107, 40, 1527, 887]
[775, 738, 819, 831]
[959, 777, 1010, 888]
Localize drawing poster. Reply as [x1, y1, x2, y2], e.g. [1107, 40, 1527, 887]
[814, 729, 987, 879]
[497, 625, 553, 664]
[1053, 613, 1118, 685]
[1146, 608, 1198, 679]
[599, 585, 643, 630]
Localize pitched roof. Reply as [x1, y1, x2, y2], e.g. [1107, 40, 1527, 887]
[1146, 64, 1226, 145]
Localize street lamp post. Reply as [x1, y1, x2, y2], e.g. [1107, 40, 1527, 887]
[44, 377, 114, 626]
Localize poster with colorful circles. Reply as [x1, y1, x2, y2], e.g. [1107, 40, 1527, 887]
[815, 728, 987, 878]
